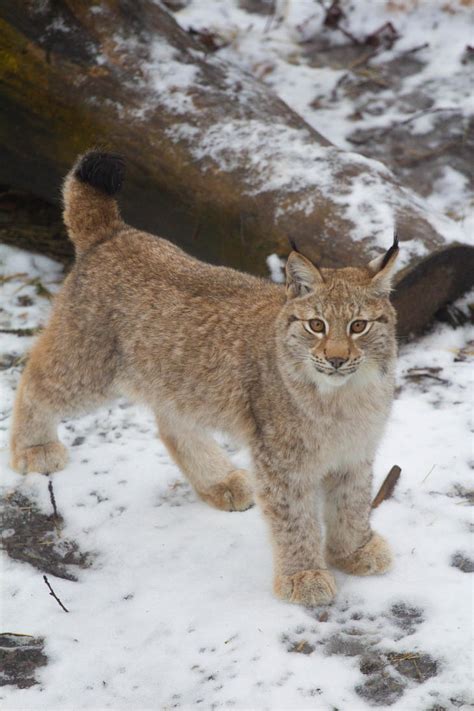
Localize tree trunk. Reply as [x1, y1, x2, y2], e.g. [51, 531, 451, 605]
[0, 0, 472, 337]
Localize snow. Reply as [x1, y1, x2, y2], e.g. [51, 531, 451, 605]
[1, 239, 473, 710]
[266, 253, 285, 283]
[172, 0, 473, 242]
[173, 0, 473, 141]
[146, 39, 201, 115]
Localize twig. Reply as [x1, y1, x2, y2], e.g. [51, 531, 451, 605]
[47, 479, 59, 518]
[0, 272, 28, 284]
[47, 479, 61, 535]
[399, 42, 429, 56]
[264, 0, 277, 34]
[345, 35, 420, 72]
[395, 139, 461, 167]
[0, 328, 39, 337]
[348, 48, 380, 70]
[405, 367, 447, 384]
[43, 575, 69, 613]
[350, 107, 459, 145]
[372, 465, 401, 508]
[364, 21, 399, 49]
[355, 67, 390, 88]
[14, 277, 53, 299]
[323, 0, 361, 45]
[421, 464, 436, 484]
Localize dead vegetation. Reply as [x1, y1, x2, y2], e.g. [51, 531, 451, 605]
[1, 490, 91, 582]
[0, 634, 47, 689]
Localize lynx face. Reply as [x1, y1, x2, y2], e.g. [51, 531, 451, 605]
[281, 249, 398, 388]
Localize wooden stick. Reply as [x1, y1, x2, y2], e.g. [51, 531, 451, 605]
[47, 479, 59, 520]
[43, 575, 69, 613]
[372, 465, 401, 508]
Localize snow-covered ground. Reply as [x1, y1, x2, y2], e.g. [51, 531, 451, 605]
[1, 251, 473, 710]
[1, 0, 473, 709]
[173, 0, 473, 241]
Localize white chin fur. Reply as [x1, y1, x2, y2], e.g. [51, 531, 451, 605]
[313, 361, 382, 393]
[313, 371, 352, 390]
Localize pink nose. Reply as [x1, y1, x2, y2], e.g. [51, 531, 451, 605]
[327, 357, 347, 369]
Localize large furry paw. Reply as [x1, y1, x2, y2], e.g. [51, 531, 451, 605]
[274, 569, 337, 606]
[10, 442, 69, 474]
[328, 533, 392, 576]
[199, 469, 254, 512]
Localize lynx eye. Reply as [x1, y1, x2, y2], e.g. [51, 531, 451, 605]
[350, 319, 368, 335]
[307, 318, 326, 335]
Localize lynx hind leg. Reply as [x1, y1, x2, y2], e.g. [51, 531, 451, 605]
[10, 329, 115, 474]
[11, 441, 69, 476]
[157, 417, 254, 512]
[10, 369, 69, 474]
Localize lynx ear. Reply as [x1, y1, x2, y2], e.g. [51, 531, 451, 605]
[286, 250, 324, 298]
[368, 234, 400, 294]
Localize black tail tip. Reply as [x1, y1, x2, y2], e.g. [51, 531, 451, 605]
[74, 151, 125, 196]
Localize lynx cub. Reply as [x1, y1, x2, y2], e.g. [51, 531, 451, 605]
[10, 152, 399, 606]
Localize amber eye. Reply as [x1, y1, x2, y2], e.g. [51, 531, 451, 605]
[350, 320, 368, 334]
[308, 318, 326, 334]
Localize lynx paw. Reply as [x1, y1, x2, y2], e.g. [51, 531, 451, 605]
[199, 469, 254, 512]
[329, 533, 392, 576]
[10, 442, 69, 474]
[274, 569, 337, 606]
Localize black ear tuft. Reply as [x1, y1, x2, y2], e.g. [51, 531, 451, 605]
[380, 231, 399, 269]
[74, 151, 125, 196]
[288, 237, 300, 253]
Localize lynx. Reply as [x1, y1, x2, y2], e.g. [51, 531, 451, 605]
[10, 152, 399, 606]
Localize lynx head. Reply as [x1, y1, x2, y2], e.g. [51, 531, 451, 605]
[280, 237, 399, 389]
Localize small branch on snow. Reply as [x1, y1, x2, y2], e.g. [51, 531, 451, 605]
[399, 42, 430, 56]
[264, 0, 278, 34]
[47, 479, 59, 520]
[43, 575, 69, 613]
[421, 465, 436, 485]
[350, 107, 460, 145]
[322, 0, 361, 45]
[0, 327, 39, 337]
[364, 22, 399, 50]
[372, 465, 401, 508]
[47, 478, 62, 536]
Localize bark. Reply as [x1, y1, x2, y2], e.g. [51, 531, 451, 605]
[0, 0, 472, 337]
[372, 466, 402, 509]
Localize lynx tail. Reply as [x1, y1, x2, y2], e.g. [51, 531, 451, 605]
[62, 151, 125, 255]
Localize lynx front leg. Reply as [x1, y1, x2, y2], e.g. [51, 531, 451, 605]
[323, 465, 392, 576]
[256, 464, 336, 606]
[157, 416, 253, 512]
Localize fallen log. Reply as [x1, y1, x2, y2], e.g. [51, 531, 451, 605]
[0, 0, 472, 337]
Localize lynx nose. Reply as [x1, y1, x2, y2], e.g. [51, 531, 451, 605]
[327, 357, 347, 370]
